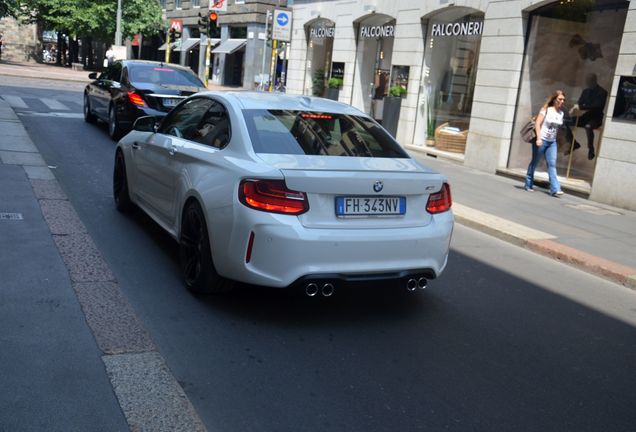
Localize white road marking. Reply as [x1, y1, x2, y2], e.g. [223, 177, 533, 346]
[40, 98, 69, 110]
[3, 95, 28, 109]
[17, 111, 83, 119]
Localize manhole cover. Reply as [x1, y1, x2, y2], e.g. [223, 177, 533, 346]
[564, 204, 622, 216]
[0, 212, 24, 220]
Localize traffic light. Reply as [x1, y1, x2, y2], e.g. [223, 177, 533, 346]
[169, 27, 182, 40]
[265, 10, 273, 46]
[198, 13, 208, 34]
[209, 11, 218, 31]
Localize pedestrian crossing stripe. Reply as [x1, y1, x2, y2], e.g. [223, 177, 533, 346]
[3, 95, 28, 109]
[40, 98, 69, 110]
[2, 95, 76, 111]
[17, 111, 84, 119]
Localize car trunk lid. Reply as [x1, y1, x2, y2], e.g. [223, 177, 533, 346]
[257, 154, 444, 229]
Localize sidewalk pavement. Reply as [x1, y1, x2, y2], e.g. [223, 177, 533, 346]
[1, 59, 635, 291]
[0, 59, 238, 91]
[0, 81, 207, 429]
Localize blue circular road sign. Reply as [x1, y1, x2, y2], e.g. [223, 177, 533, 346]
[276, 12, 289, 26]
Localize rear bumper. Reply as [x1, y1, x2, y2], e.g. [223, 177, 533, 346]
[213, 209, 453, 288]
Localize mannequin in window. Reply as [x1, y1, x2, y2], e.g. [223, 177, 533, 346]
[440, 57, 460, 104]
[564, 73, 608, 160]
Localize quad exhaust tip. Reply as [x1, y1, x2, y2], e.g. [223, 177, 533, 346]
[407, 277, 428, 292]
[305, 282, 335, 297]
[305, 283, 319, 297]
[418, 277, 428, 290]
[321, 283, 334, 297]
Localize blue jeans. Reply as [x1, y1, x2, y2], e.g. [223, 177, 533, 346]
[525, 139, 561, 194]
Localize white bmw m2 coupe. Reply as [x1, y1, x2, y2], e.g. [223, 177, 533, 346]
[113, 92, 453, 295]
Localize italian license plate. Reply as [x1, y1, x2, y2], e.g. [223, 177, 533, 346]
[335, 196, 406, 217]
[163, 98, 180, 107]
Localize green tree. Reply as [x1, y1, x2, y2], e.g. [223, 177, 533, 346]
[0, 0, 19, 18]
[16, 0, 162, 41]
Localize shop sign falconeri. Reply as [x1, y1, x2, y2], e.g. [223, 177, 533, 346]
[360, 24, 395, 38]
[310, 26, 335, 39]
[431, 21, 483, 37]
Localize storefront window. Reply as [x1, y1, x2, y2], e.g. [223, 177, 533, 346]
[417, 8, 483, 153]
[390, 65, 409, 97]
[352, 14, 395, 121]
[509, 0, 628, 186]
[304, 19, 335, 97]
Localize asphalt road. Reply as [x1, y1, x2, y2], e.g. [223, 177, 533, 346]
[4, 78, 636, 431]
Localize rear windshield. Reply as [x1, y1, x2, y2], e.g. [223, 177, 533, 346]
[243, 110, 409, 158]
[128, 64, 204, 88]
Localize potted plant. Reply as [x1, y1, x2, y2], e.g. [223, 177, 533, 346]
[383, 85, 407, 138]
[312, 69, 325, 97]
[326, 77, 343, 101]
[426, 91, 438, 146]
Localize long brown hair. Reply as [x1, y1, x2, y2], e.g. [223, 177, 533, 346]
[543, 90, 565, 110]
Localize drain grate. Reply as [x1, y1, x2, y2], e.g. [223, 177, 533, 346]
[0, 212, 24, 220]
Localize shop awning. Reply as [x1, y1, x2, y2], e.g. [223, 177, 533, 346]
[174, 38, 200, 52]
[157, 41, 178, 51]
[211, 39, 247, 55]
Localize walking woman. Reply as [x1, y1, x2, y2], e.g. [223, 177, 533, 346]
[525, 90, 565, 196]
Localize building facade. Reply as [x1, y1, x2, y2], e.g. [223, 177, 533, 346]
[0, 17, 39, 62]
[161, 0, 287, 88]
[285, 0, 636, 210]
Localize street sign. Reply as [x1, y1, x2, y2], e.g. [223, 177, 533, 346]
[272, 9, 292, 42]
[210, 0, 227, 12]
[169, 19, 183, 32]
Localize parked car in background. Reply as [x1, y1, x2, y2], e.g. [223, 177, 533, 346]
[84, 60, 207, 140]
[113, 92, 454, 296]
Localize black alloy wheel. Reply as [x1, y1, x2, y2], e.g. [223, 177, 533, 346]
[83, 93, 97, 124]
[108, 104, 123, 140]
[179, 202, 233, 294]
[113, 150, 133, 212]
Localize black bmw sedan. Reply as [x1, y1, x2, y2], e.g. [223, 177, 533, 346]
[83, 60, 207, 140]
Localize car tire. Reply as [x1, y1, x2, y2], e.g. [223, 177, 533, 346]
[108, 104, 123, 141]
[179, 201, 233, 294]
[113, 150, 133, 212]
[83, 93, 97, 124]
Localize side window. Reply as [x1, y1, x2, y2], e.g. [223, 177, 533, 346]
[109, 62, 123, 82]
[191, 101, 231, 149]
[98, 70, 110, 81]
[121, 67, 129, 86]
[159, 98, 214, 140]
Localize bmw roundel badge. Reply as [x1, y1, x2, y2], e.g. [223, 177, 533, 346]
[373, 181, 384, 193]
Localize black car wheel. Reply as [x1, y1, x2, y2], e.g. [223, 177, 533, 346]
[179, 201, 233, 294]
[108, 104, 123, 140]
[113, 150, 133, 212]
[83, 93, 97, 124]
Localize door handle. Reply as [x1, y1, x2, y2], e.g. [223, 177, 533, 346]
[131, 142, 140, 150]
[168, 145, 178, 156]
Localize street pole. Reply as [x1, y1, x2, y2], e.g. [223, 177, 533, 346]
[204, 37, 211, 87]
[281, 41, 287, 88]
[269, 39, 277, 92]
[260, 10, 270, 90]
[165, 31, 171, 63]
[115, 0, 123, 46]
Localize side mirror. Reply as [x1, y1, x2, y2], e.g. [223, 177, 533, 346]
[88, 72, 98, 80]
[133, 116, 158, 132]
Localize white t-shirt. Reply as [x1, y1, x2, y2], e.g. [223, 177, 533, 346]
[539, 106, 563, 142]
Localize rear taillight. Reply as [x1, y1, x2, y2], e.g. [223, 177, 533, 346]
[239, 179, 309, 215]
[426, 183, 452, 214]
[127, 91, 146, 107]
